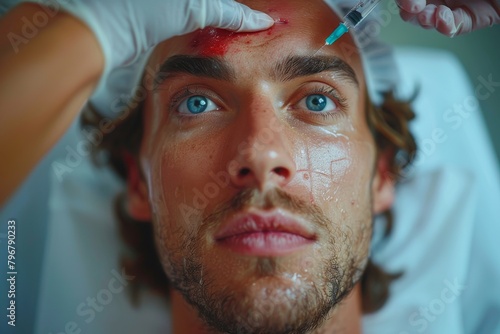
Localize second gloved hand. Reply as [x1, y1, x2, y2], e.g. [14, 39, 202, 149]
[25, 0, 274, 86]
[396, 0, 500, 36]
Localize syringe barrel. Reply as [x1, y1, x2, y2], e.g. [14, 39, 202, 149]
[343, 0, 383, 28]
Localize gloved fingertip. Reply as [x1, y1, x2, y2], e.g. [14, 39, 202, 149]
[240, 11, 275, 31]
[254, 12, 275, 28]
[417, 6, 436, 27]
[449, 21, 463, 38]
[443, 9, 454, 25]
[396, 0, 425, 13]
[436, 7, 456, 37]
[399, 8, 416, 23]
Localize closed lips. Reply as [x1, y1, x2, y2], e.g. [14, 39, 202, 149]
[214, 210, 316, 241]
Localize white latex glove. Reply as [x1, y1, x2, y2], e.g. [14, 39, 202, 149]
[396, 0, 500, 36]
[25, 0, 274, 87]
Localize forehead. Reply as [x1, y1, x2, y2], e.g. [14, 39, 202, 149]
[149, 0, 365, 85]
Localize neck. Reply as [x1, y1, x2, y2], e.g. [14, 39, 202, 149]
[171, 283, 363, 334]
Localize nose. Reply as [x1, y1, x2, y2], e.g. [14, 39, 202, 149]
[228, 113, 296, 191]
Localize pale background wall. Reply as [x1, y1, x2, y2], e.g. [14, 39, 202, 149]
[377, 1, 500, 161]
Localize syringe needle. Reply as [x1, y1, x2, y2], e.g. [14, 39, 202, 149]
[313, 45, 327, 56]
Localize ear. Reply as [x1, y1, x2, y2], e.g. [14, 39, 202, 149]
[371, 150, 396, 215]
[123, 152, 152, 222]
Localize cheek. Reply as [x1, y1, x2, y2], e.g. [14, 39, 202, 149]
[145, 129, 228, 235]
[293, 139, 350, 202]
[289, 134, 375, 210]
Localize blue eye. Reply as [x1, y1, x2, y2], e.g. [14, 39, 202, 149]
[303, 94, 337, 112]
[179, 95, 217, 114]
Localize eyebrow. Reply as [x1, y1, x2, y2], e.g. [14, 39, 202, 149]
[155, 54, 358, 88]
[155, 55, 236, 87]
[271, 55, 359, 86]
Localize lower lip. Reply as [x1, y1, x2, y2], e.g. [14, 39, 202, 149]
[216, 232, 314, 256]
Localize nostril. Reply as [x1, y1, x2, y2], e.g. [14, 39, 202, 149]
[273, 167, 290, 179]
[239, 168, 251, 177]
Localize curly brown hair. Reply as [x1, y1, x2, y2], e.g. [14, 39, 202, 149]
[81, 76, 417, 314]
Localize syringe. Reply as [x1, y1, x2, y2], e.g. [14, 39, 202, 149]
[324, 0, 384, 46]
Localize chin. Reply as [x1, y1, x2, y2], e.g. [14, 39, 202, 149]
[194, 273, 336, 334]
[176, 254, 346, 334]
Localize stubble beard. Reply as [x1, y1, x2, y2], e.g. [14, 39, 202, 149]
[154, 188, 371, 334]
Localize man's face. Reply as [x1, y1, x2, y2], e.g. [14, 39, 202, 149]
[131, 0, 392, 332]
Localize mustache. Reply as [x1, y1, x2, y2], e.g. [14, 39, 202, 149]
[202, 188, 333, 231]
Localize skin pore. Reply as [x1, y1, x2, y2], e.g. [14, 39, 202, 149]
[126, 0, 395, 333]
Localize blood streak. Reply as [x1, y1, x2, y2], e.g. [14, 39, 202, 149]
[190, 28, 237, 56]
[190, 18, 289, 57]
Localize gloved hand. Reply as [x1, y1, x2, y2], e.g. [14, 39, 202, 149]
[396, 0, 500, 36]
[25, 0, 274, 87]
